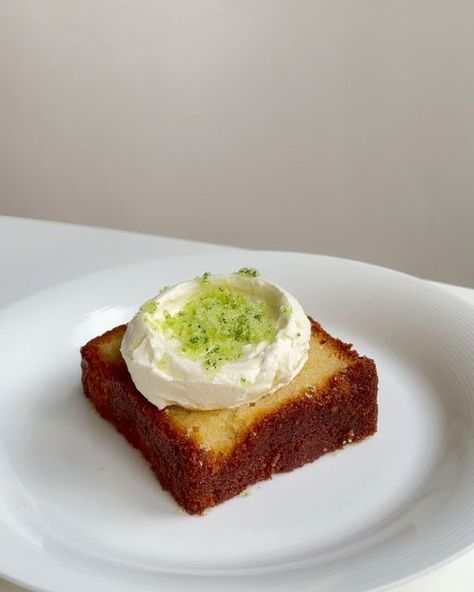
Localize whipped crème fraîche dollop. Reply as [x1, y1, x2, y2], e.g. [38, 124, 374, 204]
[120, 269, 311, 410]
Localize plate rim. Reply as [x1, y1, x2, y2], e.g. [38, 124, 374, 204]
[1, 249, 473, 316]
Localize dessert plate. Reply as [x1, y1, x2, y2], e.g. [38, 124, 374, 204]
[0, 251, 474, 592]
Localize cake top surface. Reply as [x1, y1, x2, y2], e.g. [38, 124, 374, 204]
[93, 322, 354, 454]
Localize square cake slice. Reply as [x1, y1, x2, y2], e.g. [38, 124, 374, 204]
[80, 318, 378, 514]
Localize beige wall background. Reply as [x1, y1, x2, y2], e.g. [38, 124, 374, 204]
[1, 0, 473, 286]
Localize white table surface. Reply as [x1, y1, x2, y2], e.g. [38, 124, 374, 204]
[1, 216, 472, 592]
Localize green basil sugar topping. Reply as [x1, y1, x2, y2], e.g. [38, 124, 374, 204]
[140, 299, 158, 314]
[236, 267, 260, 278]
[160, 285, 277, 372]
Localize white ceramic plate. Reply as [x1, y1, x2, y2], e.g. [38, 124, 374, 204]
[1, 251, 474, 592]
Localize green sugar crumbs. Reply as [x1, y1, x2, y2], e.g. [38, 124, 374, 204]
[160, 285, 277, 372]
[197, 271, 211, 283]
[236, 267, 260, 278]
[140, 299, 158, 314]
[281, 304, 292, 320]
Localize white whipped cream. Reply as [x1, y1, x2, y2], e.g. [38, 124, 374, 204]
[120, 272, 311, 410]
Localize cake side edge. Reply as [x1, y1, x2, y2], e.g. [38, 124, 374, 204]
[80, 326, 378, 514]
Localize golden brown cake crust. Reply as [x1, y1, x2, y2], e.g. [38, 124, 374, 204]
[80, 319, 378, 514]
